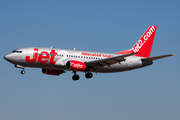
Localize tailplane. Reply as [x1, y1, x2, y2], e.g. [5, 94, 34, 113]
[116, 26, 157, 58]
[142, 54, 175, 61]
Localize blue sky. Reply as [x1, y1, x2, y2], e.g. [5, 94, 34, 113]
[0, 0, 179, 120]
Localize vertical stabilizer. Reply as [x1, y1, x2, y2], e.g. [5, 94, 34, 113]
[116, 26, 157, 58]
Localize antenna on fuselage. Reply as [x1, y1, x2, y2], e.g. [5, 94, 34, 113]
[74, 47, 76, 50]
[51, 46, 53, 49]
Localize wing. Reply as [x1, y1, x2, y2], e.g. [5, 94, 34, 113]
[85, 53, 136, 71]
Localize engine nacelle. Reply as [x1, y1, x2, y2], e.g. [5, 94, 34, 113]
[42, 68, 64, 76]
[66, 60, 86, 71]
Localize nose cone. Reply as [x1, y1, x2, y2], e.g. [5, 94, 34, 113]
[4, 54, 12, 62]
[4, 54, 8, 60]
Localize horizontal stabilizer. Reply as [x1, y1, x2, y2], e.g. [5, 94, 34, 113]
[142, 54, 175, 61]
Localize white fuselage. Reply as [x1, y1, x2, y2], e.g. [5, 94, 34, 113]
[4, 47, 150, 73]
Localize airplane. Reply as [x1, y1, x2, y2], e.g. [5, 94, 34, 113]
[4, 26, 174, 81]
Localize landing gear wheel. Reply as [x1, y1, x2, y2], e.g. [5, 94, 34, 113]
[85, 72, 93, 79]
[72, 74, 80, 81]
[21, 70, 25, 74]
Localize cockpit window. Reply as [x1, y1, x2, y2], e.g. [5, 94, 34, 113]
[12, 50, 22, 53]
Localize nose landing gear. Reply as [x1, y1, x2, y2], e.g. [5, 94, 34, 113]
[15, 65, 25, 75]
[21, 70, 26, 74]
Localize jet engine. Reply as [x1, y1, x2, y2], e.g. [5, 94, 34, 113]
[42, 68, 64, 76]
[66, 60, 86, 71]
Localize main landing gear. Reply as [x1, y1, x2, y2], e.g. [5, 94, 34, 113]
[85, 72, 93, 79]
[72, 72, 80, 81]
[72, 71, 93, 81]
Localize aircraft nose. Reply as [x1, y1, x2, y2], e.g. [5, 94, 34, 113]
[4, 54, 11, 61]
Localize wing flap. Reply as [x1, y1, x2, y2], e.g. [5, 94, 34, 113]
[86, 53, 136, 71]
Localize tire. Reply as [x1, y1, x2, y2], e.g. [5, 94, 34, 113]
[72, 75, 79, 81]
[85, 72, 93, 79]
[21, 70, 25, 74]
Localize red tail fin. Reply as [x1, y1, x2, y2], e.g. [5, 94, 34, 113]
[116, 26, 157, 58]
